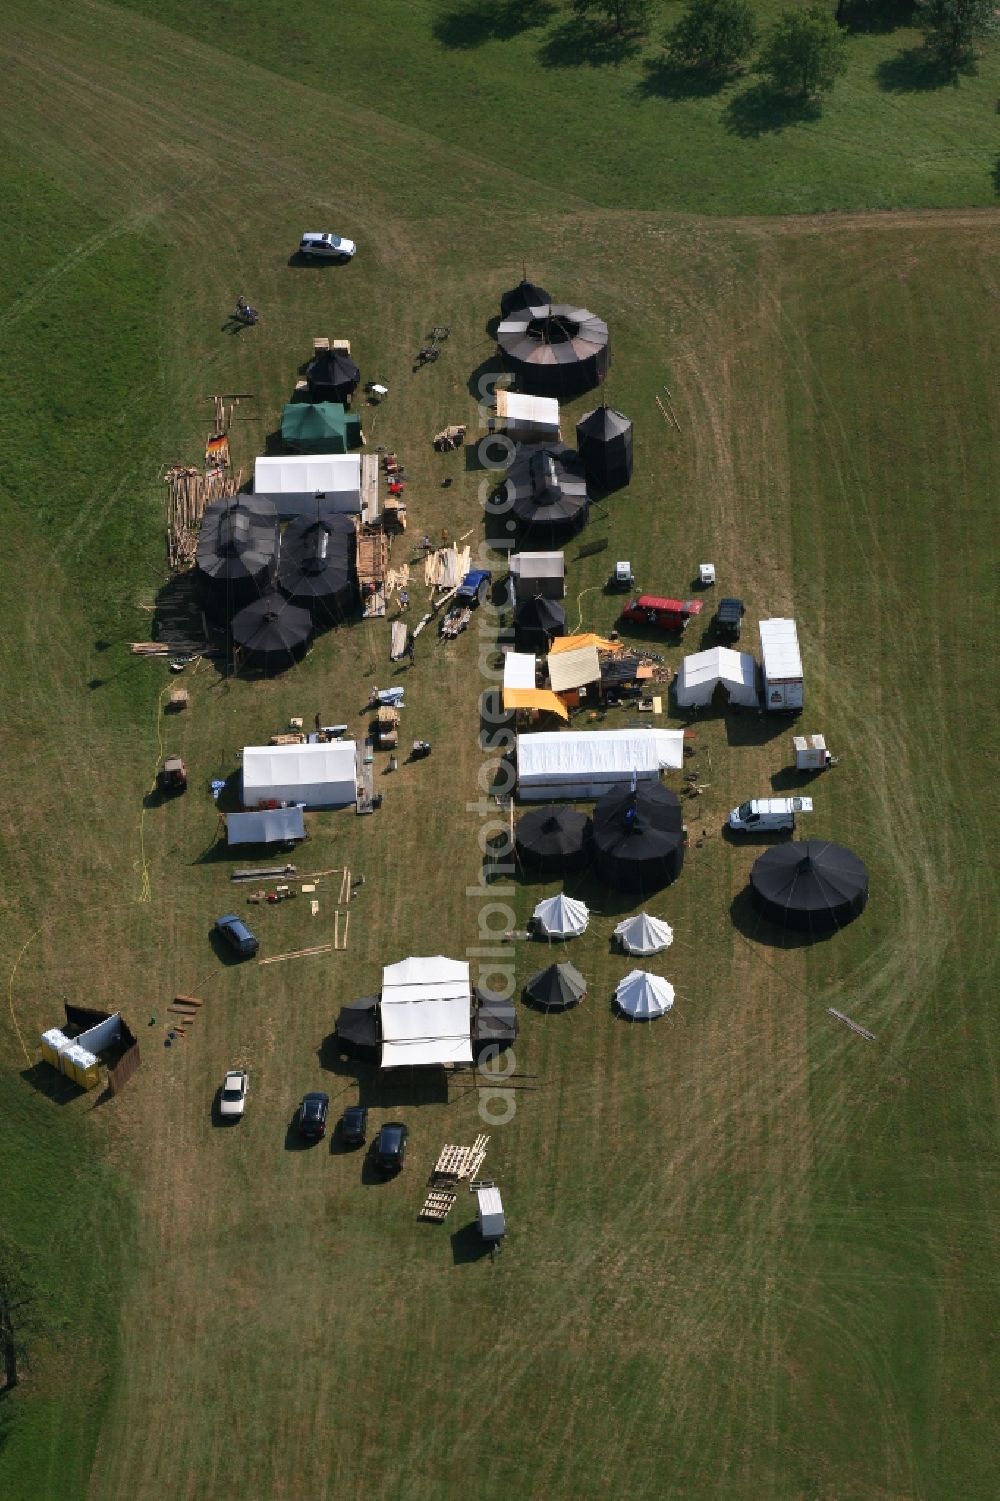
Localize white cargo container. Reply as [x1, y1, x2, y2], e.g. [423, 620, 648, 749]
[793, 734, 830, 770]
[759, 618, 803, 711]
[476, 1184, 507, 1243]
[728, 796, 813, 833]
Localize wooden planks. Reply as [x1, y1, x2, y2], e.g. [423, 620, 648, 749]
[827, 1008, 876, 1041]
[258, 943, 332, 967]
[419, 1190, 458, 1222]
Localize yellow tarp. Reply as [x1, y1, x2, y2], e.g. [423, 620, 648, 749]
[502, 688, 570, 721]
[548, 633, 622, 654]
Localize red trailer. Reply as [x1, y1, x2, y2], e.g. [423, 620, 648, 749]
[621, 594, 703, 633]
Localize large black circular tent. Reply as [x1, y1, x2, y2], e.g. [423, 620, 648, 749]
[749, 841, 869, 934]
[523, 962, 587, 1012]
[499, 279, 552, 319]
[304, 349, 361, 405]
[593, 783, 685, 892]
[334, 997, 379, 1062]
[505, 443, 589, 543]
[231, 592, 314, 673]
[196, 495, 278, 614]
[515, 805, 592, 874]
[498, 303, 609, 397]
[278, 514, 356, 626]
[576, 404, 634, 492]
[514, 595, 567, 654]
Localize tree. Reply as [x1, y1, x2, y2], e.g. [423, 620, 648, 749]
[758, 5, 849, 97]
[667, 0, 758, 75]
[917, 0, 997, 67]
[571, 0, 654, 36]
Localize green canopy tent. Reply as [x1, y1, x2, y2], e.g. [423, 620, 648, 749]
[281, 402, 361, 454]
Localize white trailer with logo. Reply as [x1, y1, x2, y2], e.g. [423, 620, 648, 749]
[759, 618, 803, 712]
[476, 1184, 507, 1244]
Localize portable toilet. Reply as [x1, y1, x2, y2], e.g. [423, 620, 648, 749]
[64, 1044, 101, 1090]
[793, 734, 830, 771]
[40, 1028, 70, 1069]
[475, 1184, 506, 1244]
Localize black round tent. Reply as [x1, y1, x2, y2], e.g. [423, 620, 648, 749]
[334, 997, 379, 1061]
[305, 349, 361, 405]
[498, 303, 610, 397]
[231, 592, 314, 673]
[576, 404, 634, 492]
[277, 514, 356, 626]
[749, 841, 869, 934]
[514, 595, 567, 654]
[499, 280, 552, 319]
[592, 783, 685, 892]
[196, 495, 279, 615]
[505, 443, 589, 543]
[523, 962, 587, 1012]
[515, 805, 592, 874]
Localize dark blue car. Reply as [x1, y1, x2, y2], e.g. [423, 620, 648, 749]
[214, 913, 259, 959]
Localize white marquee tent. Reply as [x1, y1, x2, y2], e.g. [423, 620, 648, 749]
[226, 806, 306, 845]
[254, 455, 362, 518]
[614, 913, 675, 956]
[674, 647, 759, 709]
[496, 389, 561, 443]
[379, 955, 473, 1069]
[241, 741, 357, 809]
[517, 728, 685, 800]
[532, 892, 589, 939]
[615, 969, 675, 1020]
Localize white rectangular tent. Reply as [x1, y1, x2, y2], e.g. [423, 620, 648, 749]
[509, 551, 565, 602]
[241, 741, 357, 809]
[254, 455, 362, 518]
[674, 647, 759, 708]
[546, 643, 601, 694]
[379, 956, 473, 1069]
[495, 389, 561, 443]
[226, 806, 306, 845]
[517, 728, 685, 801]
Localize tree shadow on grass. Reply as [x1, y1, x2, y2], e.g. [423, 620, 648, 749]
[636, 55, 733, 101]
[875, 45, 971, 92]
[837, 0, 918, 34]
[723, 83, 822, 138]
[992, 156, 1000, 197]
[538, 18, 645, 69]
[433, 0, 557, 49]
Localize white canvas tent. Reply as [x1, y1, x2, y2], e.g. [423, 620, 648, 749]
[532, 892, 589, 939]
[254, 455, 362, 518]
[503, 651, 537, 692]
[546, 643, 600, 694]
[674, 647, 758, 709]
[614, 913, 674, 956]
[615, 969, 675, 1020]
[226, 806, 306, 845]
[517, 728, 685, 800]
[496, 389, 561, 443]
[509, 551, 565, 602]
[379, 955, 473, 1068]
[242, 741, 357, 809]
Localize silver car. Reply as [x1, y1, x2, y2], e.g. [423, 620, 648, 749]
[299, 231, 356, 260]
[219, 1069, 249, 1120]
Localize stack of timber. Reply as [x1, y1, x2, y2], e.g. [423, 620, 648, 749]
[165, 463, 243, 570]
[358, 524, 389, 619]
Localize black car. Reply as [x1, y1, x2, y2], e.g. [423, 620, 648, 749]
[297, 1091, 330, 1141]
[374, 1121, 408, 1173]
[713, 597, 745, 641]
[338, 1104, 369, 1147]
[214, 913, 259, 959]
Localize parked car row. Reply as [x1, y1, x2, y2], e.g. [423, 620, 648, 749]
[219, 1080, 408, 1171]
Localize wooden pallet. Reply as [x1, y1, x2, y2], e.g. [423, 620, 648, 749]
[419, 1190, 458, 1223]
[432, 1143, 471, 1180]
[465, 1134, 490, 1180]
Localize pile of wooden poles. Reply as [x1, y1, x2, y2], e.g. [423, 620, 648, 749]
[165, 464, 243, 570]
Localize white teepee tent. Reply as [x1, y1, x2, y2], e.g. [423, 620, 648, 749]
[532, 892, 590, 939]
[615, 969, 675, 1020]
[613, 913, 674, 956]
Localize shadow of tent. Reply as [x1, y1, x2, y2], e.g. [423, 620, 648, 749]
[729, 885, 834, 950]
[725, 712, 789, 748]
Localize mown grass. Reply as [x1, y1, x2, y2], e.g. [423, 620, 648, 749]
[0, 3, 997, 1499]
[110, 0, 1000, 214]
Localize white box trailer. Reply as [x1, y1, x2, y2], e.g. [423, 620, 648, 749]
[793, 734, 830, 771]
[759, 618, 803, 712]
[476, 1184, 506, 1243]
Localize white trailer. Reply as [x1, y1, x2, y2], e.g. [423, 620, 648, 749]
[476, 1184, 507, 1243]
[759, 618, 803, 712]
[793, 734, 830, 770]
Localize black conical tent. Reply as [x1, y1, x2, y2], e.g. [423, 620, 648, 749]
[196, 495, 279, 615]
[334, 997, 379, 1061]
[277, 514, 357, 626]
[305, 349, 361, 405]
[593, 782, 685, 892]
[523, 962, 587, 1012]
[499, 280, 551, 318]
[506, 443, 589, 544]
[515, 805, 592, 874]
[231, 592, 314, 672]
[576, 404, 633, 491]
[515, 594, 566, 653]
[750, 841, 868, 934]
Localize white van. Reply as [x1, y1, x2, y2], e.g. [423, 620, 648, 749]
[727, 796, 813, 833]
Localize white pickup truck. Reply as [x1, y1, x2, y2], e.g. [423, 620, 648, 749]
[728, 796, 813, 833]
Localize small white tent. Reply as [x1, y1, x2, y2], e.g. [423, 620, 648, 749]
[615, 969, 675, 1020]
[226, 806, 306, 845]
[379, 956, 473, 1069]
[532, 892, 589, 939]
[241, 741, 357, 809]
[496, 390, 561, 443]
[254, 455, 362, 518]
[509, 552, 565, 602]
[613, 913, 674, 956]
[517, 728, 685, 801]
[674, 647, 758, 709]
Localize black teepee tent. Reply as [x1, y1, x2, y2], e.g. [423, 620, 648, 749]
[231, 593, 314, 673]
[576, 404, 633, 491]
[749, 841, 868, 934]
[196, 495, 279, 615]
[305, 349, 361, 405]
[515, 805, 592, 874]
[506, 443, 589, 543]
[277, 514, 356, 626]
[523, 962, 587, 1012]
[499, 279, 552, 319]
[592, 782, 685, 892]
[514, 595, 567, 654]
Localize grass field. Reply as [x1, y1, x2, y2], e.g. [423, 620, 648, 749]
[1, 1, 998, 1498]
